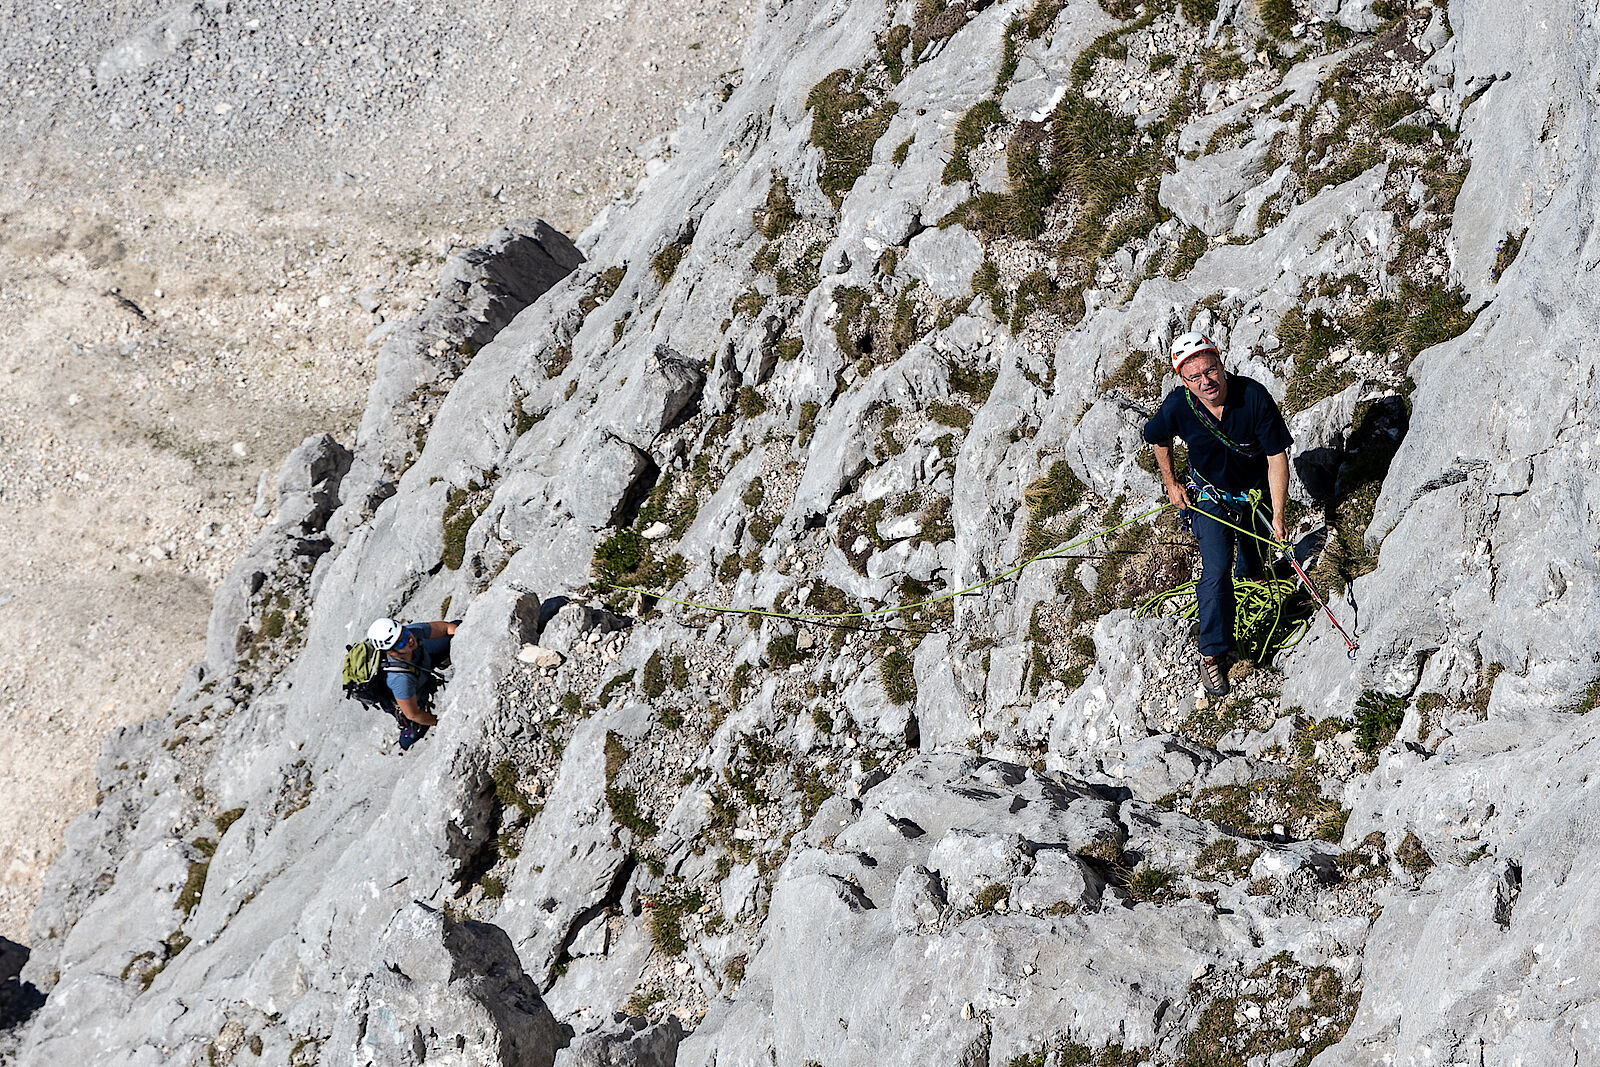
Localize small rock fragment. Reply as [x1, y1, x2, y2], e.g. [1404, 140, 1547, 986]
[517, 644, 564, 668]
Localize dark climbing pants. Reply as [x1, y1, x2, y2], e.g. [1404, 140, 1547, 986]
[1192, 495, 1268, 657]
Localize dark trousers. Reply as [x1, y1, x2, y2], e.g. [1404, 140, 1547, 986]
[1192, 495, 1268, 657]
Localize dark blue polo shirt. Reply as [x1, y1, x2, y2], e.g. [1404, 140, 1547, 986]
[1142, 373, 1292, 494]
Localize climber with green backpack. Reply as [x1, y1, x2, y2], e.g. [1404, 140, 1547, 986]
[1144, 332, 1293, 698]
[341, 618, 458, 750]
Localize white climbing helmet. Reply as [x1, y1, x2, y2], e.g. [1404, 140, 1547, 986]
[367, 618, 404, 650]
[1170, 331, 1220, 373]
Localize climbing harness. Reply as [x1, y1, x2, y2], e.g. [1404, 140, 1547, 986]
[1181, 475, 1361, 660]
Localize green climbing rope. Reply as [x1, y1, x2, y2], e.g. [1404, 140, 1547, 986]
[603, 478, 1341, 663]
[601, 502, 1174, 625]
[1134, 480, 1316, 661]
[1135, 576, 1313, 663]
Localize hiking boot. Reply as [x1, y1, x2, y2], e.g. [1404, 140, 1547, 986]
[1199, 653, 1231, 698]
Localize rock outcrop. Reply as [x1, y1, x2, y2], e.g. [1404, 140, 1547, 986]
[12, 0, 1600, 1064]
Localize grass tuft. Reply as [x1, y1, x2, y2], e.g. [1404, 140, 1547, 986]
[642, 651, 668, 698]
[652, 240, 690, 285]
[806, 70, 902, 208]
[1353, 690, 1405, 754]
[647, 880, 706, 956]
[1022, 461, 1087, 557]
[1125, 863, 1180, 903]
[944, 99, 1004, 184]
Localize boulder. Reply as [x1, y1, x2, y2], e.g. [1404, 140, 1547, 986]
[556, 1014, 685, 1067]
[562, 434, 657, 530]
[327, 904, 563, 1067]
[1158, 139, 1273, 237]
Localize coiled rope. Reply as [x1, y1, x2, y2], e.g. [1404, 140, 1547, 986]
[1177, 479, 1361, 659]
[1135, 576, 1312, 662]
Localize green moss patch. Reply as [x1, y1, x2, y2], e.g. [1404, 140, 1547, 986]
[175, 858, 210, 915]
[1180, 955, 1360, 1067]
[646, 880, 706, 956]
[651, 239, 690, 285]
[591, 528, 689, 607]
[1185, 716, 1348, 841]
[997, 0, 1069, 89]
[441, 477, 495, 571]
[1193, 838, 1261, 882]
[579, 265, 626, 316]
[807, 70, 902, 208]
[1353, 690, 1405, 754]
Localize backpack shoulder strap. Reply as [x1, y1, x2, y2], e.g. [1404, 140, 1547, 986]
[382, 652, 422, 677]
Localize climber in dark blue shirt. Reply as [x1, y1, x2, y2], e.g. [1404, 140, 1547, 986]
[1143, 333, 1293, 697]
[367, 617, 458, 749]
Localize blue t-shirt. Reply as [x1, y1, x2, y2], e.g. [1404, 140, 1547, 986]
[384, 624, 442, 702]
[1142, 374, 1292, 494]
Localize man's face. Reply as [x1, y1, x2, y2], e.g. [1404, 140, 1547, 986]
[1180, 352, 1225, 405]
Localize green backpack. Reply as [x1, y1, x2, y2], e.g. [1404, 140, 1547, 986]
[341, 641, 416, 716]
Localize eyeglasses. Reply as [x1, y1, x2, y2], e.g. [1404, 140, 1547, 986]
[1181, 363, 1223, 384]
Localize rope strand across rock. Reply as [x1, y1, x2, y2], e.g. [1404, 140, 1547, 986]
[603, 492, 1359, 661]
[600, 503, 1174, 625]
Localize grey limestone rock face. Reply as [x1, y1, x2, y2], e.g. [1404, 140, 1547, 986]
[602, 346, 707, 446]
[554, 1014, 685, 1067]
[1158, 139, 1273, 237]
[901, 226, 983, 300]
[1037, 612, 1194, 780]
[327, 904, 564, 1067]
[331, 220, 583, 542]
[1098, 734, 1219, 801]
[678, 755, 1277, 1067]
[1286, 381, 1366, 505]
[889, 864, 946, 932]
[19, 0, 1600, 1063]
[1066, 393, 1162, 504]
[495, 710, 630, 982]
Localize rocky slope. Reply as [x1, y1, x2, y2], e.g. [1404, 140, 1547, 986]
[10, 0, 1599, 1063]
[0, 0, 750, 943]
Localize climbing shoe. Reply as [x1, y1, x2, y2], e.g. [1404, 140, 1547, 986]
[398, 720, 429, 752]
[1199, 653, 1231, 698]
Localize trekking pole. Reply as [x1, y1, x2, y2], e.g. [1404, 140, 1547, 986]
[1231, 486, 1359, 661]
[1275, 542, 1360, 660]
